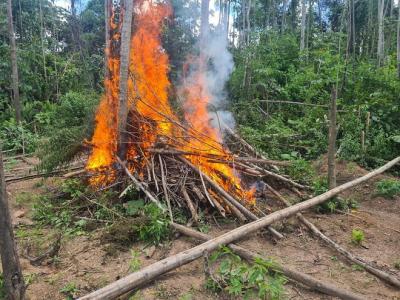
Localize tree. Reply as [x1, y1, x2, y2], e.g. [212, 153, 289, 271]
[117, 0, 134, 159]
[6, 0, 22, 123]
[0, 143, 26, 299]
[300, 0, 307, 51]
[397, 1, 400, 78]
[377, 0, 385, 66]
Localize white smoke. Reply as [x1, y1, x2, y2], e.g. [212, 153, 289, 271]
[202, 26, 235, 133]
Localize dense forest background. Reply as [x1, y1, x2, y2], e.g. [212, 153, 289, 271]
[1, 0, 399, 170]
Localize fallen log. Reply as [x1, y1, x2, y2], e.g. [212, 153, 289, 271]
[78, 156, 400, 300]
[171, 223, 364, 300]
[5, 166, 84, 183]
[179, 157, 283, 239]
[265, 183, 400, 288]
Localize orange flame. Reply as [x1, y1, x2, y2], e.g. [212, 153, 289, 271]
[87, 0, 255, 204]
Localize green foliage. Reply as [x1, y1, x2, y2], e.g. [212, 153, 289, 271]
[351, 229, 365, 245]
[37, 91, 99, 171]
[206, 247, 287, 299]
[60, 282, 79, 300]
[285, 159, 315, 184]
[351, 264, 365, 272]
[0, 119, 38, 153]
[312, 177, 358, 213]
[129, 250, 142, 272]
[375, 179, 400, 199]
[134, 204, 170, 245]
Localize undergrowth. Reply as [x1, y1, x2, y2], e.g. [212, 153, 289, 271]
[375, 179, 400, 199]
[0, 273, 5, 299]
[206, 246, 287, 299]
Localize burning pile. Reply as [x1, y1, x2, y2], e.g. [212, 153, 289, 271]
[85, 0, 297, 223]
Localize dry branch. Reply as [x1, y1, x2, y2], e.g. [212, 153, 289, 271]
[172, 223, 364, 300]
[179, 157, 283, 239]
[117, 157, 165, 212]
[78, 156, 400, 300]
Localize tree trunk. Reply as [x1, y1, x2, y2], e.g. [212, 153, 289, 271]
[0, 144, 25, 299]
[104, 0, 111, 79]
[6, 0, 22, 123]
[327, 88, 337, 189]
[300, 0, 307, 51]
[377, 0, 385, 66]
[397, 3, 400, 78]
[117, 0, 134, 159]
[78, 156, 400, 300]
[246, 0, 251, 45]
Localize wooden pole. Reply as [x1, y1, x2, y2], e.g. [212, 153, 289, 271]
[78, 156, 400, 300]
[327, 87, 337, 189]
[172, 223, 364, 300]
[0, 143, 25, 299]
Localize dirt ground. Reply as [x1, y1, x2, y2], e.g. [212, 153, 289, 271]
[3, 157, 400, 300]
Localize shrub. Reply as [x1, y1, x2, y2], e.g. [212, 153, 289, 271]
[375, 179, 400, 199]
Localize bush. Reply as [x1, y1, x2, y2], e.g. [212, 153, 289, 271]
[375, 179, 400, 199]
[0, 119, 38, 153]
[351, 229, 365, 245]
[37, 91, 99, 171]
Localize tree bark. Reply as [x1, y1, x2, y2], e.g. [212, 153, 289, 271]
[300, 0, 307, 51]
[0, 144, 25, 299]
[78, 156, 400, 300]
[104, 0, 111, 79]
[397, 2, 400, 78]
[6, 0, 22, 123]
[377, 0, 385, 66]
[327, 88, 337, 189]
[172, 223, 364, 300]
[117, 0, 134, 159]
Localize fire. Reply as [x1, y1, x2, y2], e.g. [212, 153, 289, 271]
[87, 0, 255, 204]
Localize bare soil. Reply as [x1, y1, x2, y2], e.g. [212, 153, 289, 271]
[3, 157, 400, 300]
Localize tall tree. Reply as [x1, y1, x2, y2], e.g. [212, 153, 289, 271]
[377, 0, 385, 66]
[118, 0, 134, 159]
[300, 0, 307, 51]
[6, 0, 22, 123]
[0, 144, 26, 299]
[397, 1, 400, 78]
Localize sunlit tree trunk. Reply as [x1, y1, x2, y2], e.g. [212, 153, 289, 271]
[300, 0, 307, 51]
[328, 88, 337, 190]
[0, 144, 25, 299]
[118, 0, 134, 159]
[377, 0, 385, 66]
[39, 0, 47, 84]
[6, 0, 22, 123]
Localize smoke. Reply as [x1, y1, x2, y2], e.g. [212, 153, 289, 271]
[179, 25, 235, 135]
[203, 27, 235, 132]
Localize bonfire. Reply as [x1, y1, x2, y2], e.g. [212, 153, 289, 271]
[85, 0, 303, 229]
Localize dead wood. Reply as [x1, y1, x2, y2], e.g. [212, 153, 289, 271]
[265, 183, 400, 289]
[5, 165, 84, 183]
[181, 186, 198, 223]
[179, 157, 283, 239]
[24, 234, 62, 266]
[117, 157, 165, 212]
[172, 223, 364, 300]
[78, 156, 399, 300]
